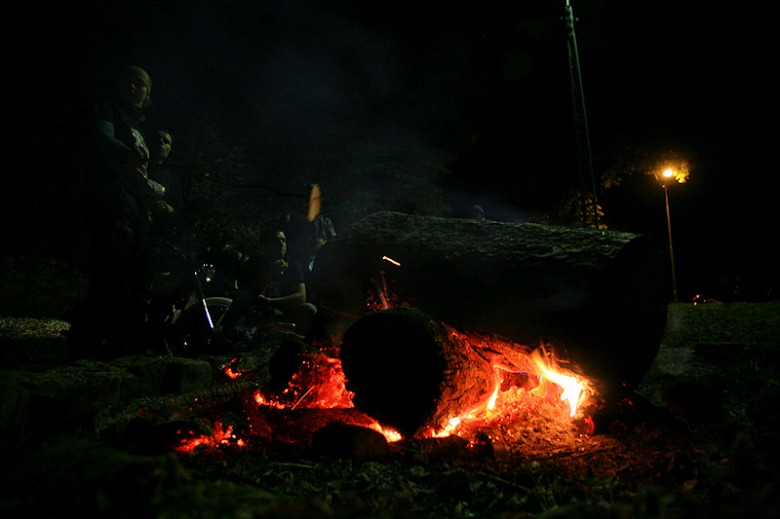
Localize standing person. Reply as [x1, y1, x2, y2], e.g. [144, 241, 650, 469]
[147, 129, 182, 214]
[281, 184, 337, 277]
[70, 65, 157, 360]
[146, 129, 184, 273]
[144, 129, 189, 353]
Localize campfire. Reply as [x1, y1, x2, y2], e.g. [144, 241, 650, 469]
[165, 211, 667, 458]
[0, 211, 660, 466]
[170, 326, 597, 457]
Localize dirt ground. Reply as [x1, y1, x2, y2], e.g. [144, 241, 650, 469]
[1, 253, 778, 518]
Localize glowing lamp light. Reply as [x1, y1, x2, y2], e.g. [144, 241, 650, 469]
[663, 169, 674, 178]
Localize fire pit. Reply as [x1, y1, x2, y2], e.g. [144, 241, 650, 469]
[4, 218, 779, 518]
[100, 333, 597, 462]
[309, 211, 668, 403]
[99, 211, 667, 455]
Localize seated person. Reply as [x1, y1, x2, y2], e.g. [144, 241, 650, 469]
[225, 227, 317, 339]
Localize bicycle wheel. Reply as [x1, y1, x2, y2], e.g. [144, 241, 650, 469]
[178, 297, 233, 354]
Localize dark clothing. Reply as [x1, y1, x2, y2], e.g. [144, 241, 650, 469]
[281, 213, 337, 272]
[70, 96, 155, 359]
[89, 99, 152, 193]
[147, 165, 183, 212]
[146, 164, 185, 275]
[220, 258, 316, 341]
[240, 256, 305, 299]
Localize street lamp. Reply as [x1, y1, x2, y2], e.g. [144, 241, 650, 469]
[659, 169, 678, 302]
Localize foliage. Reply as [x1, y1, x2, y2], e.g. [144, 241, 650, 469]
[601, 142, 693, 190]
[327, 148, 453, 227]
[163, 106, 453, 248]
[557, 138, 694, 229]
[557, 190, 606, 230]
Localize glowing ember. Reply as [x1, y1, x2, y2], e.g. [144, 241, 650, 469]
[174, 420, 244, 453]
[221, 358, 242, 380]
[286, 355, 355, 409]
[223, 366, 241, 380]
[253, 390, 287, 409]
[250, 354, 355, 411]
[249, 354, 404, 443]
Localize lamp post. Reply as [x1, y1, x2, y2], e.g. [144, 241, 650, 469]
[660, 169, 678, 302]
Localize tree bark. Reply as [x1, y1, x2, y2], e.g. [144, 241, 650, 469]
[310, 211, 668, 401]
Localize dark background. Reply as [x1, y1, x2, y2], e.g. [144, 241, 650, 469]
[11, 0, 775, 302]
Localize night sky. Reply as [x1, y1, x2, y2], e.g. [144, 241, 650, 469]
[16, 0, 775, 301]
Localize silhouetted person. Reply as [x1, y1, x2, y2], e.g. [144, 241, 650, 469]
[68, 65, 157, 360]
[280, 185, 336, 277]
[146, 129, 185, 274]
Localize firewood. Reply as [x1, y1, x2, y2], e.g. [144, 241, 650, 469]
[340, 307, 499, 437]
[311, 421, 389, 461]
[311, 211, 668, 401]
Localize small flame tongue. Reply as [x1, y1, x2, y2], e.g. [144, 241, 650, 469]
[530, 349, 584, 417]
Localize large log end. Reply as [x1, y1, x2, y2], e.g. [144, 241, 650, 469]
[312, 212, 668, 401]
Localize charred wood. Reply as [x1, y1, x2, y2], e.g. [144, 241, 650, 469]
[311, 422, 389, 461]
[340, 307, 500, 437]
[311, 211, 668, 400]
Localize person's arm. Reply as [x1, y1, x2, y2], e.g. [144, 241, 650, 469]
[256, 259, 306, 311]
[261, 283, 306, 312]
[91, 103, 148, 170]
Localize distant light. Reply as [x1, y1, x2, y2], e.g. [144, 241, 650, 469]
[663, 169, 674, 178]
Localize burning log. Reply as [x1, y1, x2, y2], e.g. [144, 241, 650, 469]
[310, 211, 668, 401]
[339, 306, 590, 438]
[339, 307, 497, 437]
[311, 422, 389, 461]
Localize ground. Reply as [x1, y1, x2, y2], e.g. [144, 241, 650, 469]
[0, 253, 778, 518]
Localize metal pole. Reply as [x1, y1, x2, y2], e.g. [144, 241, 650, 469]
[663, 185, 678, 302]
[565, 0, 600, 228]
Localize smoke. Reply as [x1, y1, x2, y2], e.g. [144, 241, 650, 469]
[137, 0, 460, 218]
[26, 0, 537, 228]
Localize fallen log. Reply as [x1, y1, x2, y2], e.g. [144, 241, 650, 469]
[310, 211, 668, 401]
[340, 307, 497, 437]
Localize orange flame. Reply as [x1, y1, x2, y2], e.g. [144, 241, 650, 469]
[530, 348, 585, 417]
[368, 422, 403, 443]
[423, 346, 593, 438]
[177, 341, 593, 450]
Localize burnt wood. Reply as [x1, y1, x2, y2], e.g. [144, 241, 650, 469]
[340, 307, 499, 437]
[310, 211, 668, 401]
